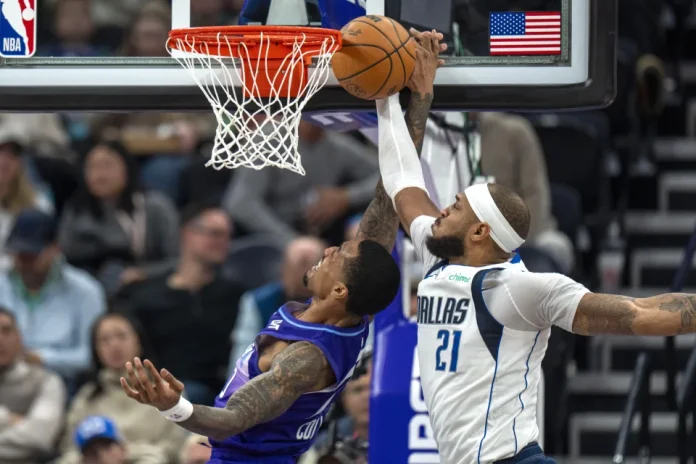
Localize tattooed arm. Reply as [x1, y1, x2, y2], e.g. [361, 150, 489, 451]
[179, 342, 328, 440]
[357, 89, 434, 251]
[572, 293, 696, 336]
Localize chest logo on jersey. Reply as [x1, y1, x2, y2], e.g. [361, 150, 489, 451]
[448, 273, 470, 283]
[416, 296, 469, 325]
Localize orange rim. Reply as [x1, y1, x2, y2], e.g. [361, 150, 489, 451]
[167, 25, 342, 59]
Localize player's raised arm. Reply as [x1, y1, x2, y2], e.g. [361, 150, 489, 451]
[377, 31, 444, 233]
[120, 342, 330, 440]
[355, 31, 444, 250]
[572, 292, 696, 336]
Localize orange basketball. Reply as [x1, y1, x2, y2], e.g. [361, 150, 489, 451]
[331, 15, 417, 100]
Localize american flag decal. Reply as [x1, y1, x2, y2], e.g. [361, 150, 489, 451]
[489, 11, 561, 56]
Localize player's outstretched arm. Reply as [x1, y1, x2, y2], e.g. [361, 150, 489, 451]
[377, 31, 444, 233]
[573, 292, 696, 336]
[120, 343, 329, 440]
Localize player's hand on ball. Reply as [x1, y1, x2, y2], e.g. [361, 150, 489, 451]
[408, 28, 447, 93]
[120, 357, 185, 411]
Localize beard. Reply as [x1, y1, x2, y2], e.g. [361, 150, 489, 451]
[426, 235, 465, 259]
[302, 273, 309, 287]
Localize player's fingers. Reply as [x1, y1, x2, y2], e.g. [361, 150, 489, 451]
[440, 43, 448, 52]
[143, 359, 165, 387]
[438, 59, 446, 67]
[126, 361, 150, 402]
[429, 29, 441, 55]
[133, 358, 157, 400]
[119, 376, 143, 402]
[161, 368, 186, 393]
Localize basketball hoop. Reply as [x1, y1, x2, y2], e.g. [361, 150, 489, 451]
[167, 26, 342, 175]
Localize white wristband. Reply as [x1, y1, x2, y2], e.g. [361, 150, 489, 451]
[159, 396, 193, 422]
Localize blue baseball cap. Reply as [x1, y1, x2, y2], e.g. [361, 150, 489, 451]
[5, 209, 57, 254]
[74, 416, 121, 450]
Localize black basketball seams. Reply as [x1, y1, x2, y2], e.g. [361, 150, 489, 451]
[388, 18, 416, 61]
[335, 40, 410, 83]
[334, 44, 390, 81]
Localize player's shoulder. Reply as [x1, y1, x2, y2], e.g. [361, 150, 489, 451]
[480, 265, 571, 291]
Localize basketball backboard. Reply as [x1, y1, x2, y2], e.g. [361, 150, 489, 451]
[0, 0, 615, 111]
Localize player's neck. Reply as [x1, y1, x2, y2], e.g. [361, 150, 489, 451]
[303, 299, 363, 328]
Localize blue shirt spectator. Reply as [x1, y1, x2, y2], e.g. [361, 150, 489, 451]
[0, 209, 106, 380]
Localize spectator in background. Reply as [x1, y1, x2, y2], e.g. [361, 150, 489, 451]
[40, 0, 101, 57]
[230, 236, 325, 367]
[0, 307, 65, 463]
[59, 141, 179, 295]
[476, 112, 575, 272]
[71, 415, 166, 464]
[224, 121, 380, 247]
[179, 435, 211, 464]
[0, 209, 105, 381]
[58, 314, 186, 464]
[306, 356, 372, 464]
[191, 0, 237, 26]
[120, 1, 169, 57]
[120, 203, 245, 405]
[0, 130, 53, 270]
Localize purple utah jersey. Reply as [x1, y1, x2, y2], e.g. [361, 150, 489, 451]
[209, 302, 369, 463]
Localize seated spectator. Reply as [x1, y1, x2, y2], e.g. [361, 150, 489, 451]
[40, 0, 102, 57]
[223, 121, 380, 247]
[0, 210, 105, 381]
[58, 314, 185, 464]
[120, 1, 170, 57]
[120, 203, 246, 405]
[476, 112, 574, 272]
[59, 141, 179, 294]
[0, 129, 53, 270]
[179, 434, 211, 464]
[70, 415, 167, 464]
[0, 307, 66, 463]
[230, 236, 325, 366]
[191, 0, 237, 26]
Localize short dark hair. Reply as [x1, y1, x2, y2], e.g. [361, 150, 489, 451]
[488, 184, 530, 240]
[179, 201, 227, 228]
[342, 240, 400, 317]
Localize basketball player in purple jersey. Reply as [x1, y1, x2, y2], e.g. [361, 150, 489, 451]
[119, 31, 445, 464]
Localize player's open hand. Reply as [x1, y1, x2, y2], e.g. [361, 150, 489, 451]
[408, 28, 447, 93]
[120, 357, 184, 411]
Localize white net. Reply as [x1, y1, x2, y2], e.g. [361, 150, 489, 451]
[167, 30, 339, 175]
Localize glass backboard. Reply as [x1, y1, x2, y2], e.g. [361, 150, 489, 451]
[0, 0, 616, 111]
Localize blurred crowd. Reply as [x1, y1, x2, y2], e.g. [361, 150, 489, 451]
[0, 0, 675, 463]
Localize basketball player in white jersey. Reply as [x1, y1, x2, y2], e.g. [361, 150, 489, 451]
[378, 31, 696, 464]
[1, 0, 33, 53]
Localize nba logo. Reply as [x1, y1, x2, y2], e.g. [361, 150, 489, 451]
[0, 0, 36, 57]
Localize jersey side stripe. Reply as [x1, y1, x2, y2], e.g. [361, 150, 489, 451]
[512, 330, 541, 454]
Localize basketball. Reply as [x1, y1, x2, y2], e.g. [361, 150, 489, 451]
[331, 15, 417, 100]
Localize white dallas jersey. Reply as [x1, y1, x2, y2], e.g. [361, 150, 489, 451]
[411, 216, 590, 464]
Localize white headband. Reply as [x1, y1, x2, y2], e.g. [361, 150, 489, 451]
[463, 183, 524, 253]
